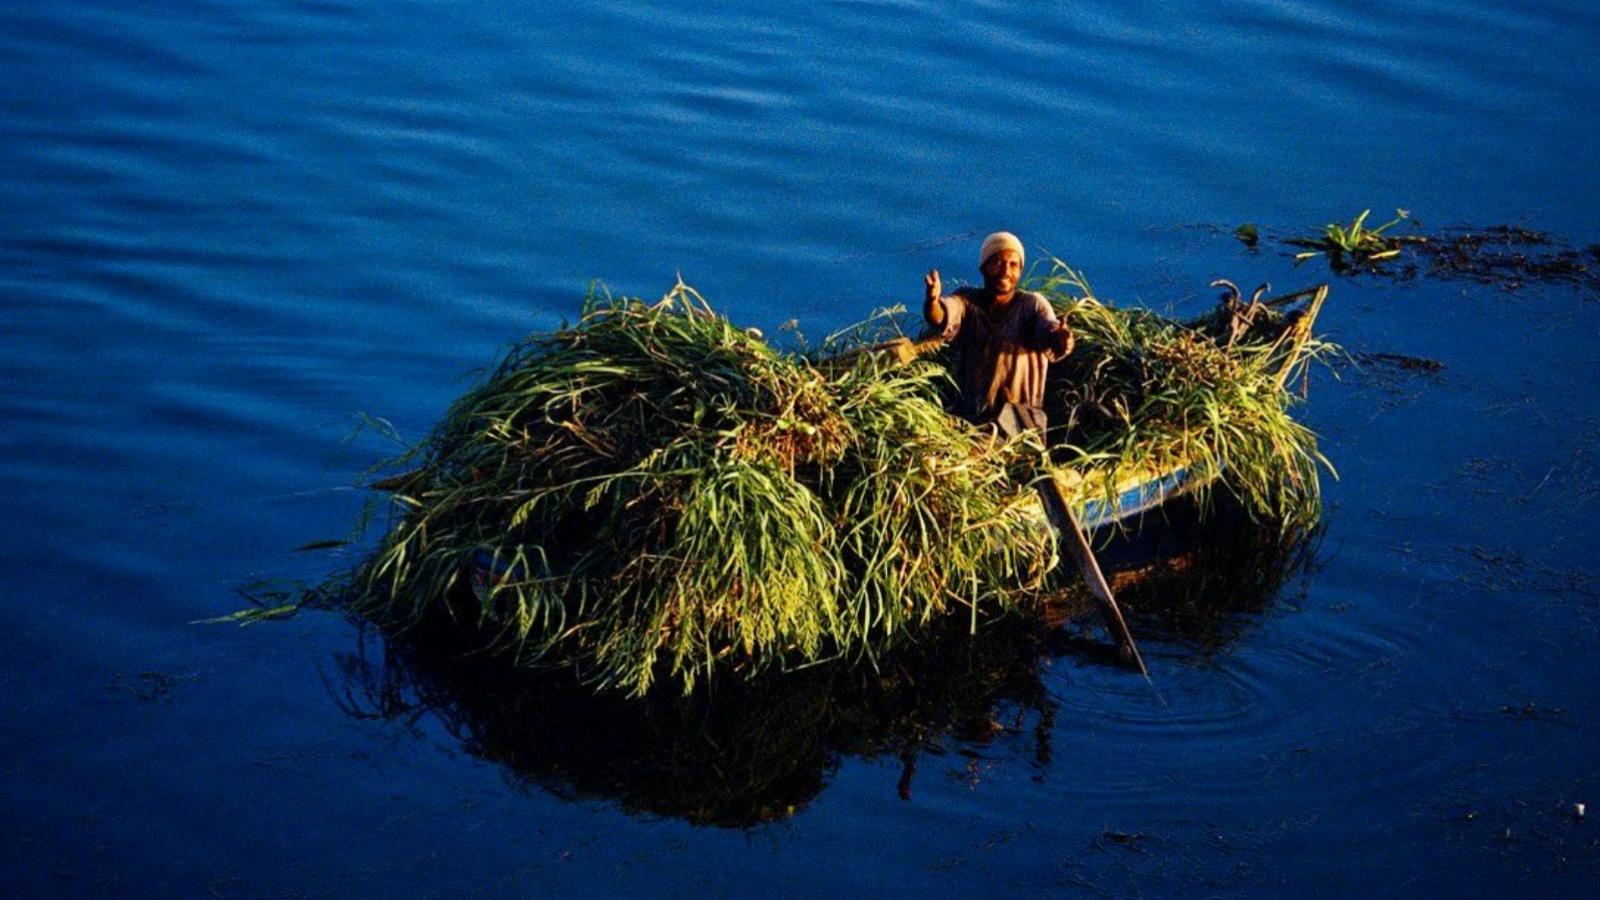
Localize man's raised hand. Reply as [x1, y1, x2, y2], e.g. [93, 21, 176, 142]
[923, 269, 945, 327]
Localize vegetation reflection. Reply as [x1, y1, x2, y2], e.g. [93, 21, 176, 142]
[329, 497, 1314, 828]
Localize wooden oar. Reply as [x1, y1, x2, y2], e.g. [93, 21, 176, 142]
[1036, 475, 1150, 678]
[870, 332, 1152, 680]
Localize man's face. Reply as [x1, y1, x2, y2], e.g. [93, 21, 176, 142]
[981, 249, 1023, 298]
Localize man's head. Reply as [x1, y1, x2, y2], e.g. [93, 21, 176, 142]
[979, 231, 1024, 301]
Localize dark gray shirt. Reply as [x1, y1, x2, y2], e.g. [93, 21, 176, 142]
[932, 287, 1068, 421]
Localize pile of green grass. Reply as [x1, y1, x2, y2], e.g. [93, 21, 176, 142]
[356, 283, 1053, 696]
[353, 271, 1330, 696]
[1029, 262, 1332, 532]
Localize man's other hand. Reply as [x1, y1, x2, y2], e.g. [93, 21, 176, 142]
[1052, 324, 1075, 357]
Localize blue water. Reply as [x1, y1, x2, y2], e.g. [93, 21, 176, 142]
[3, 1, 1598, 894]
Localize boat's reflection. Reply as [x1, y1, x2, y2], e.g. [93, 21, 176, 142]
[328, 496, 1317, 827]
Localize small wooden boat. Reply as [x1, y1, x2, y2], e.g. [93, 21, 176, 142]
[396, 283, 1327, 598]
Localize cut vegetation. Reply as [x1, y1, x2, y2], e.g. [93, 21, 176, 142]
[346, 264, 1332, 696]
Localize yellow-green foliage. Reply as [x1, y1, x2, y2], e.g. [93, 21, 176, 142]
[354, 272, 1329, 696]
[1032, 263, 1332, 532]
[356, 283, 1053, 696]
[1288, 208, 1413, 267]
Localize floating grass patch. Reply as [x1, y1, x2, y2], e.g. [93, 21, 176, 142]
[1286, 208, 1420, 271]
[1257, 214, 1599, 294]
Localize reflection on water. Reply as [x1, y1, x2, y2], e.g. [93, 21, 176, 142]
[329, 498, 1312, 827]
[6, 0, 1599, 890]
[332, 619, 1043, 827]
[1102, 496, 1322, 652]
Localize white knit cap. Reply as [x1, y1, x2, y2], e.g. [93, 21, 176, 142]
[980, 231, 1024, 267]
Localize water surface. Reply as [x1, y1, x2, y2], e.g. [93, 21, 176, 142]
[3, 0, 1598, 895]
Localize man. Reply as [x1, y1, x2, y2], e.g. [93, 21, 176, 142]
[923, 231, 1074, 437]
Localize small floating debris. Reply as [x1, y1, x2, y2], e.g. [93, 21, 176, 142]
[105, 670, 192, 702]
[1416, 225, 1600, 291]
[1352, 352, 1444, 374]
[1332, 349, 1445, 410]
[295, 539, 348, 552]
[1498, 701, 1565, 720]
[1098, 828, 1149, 849]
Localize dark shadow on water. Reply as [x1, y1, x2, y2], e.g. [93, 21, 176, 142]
[325, 495, 1315, 828]
[1096, 495, 1322, 653]
[329, 615, 1055, 827]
